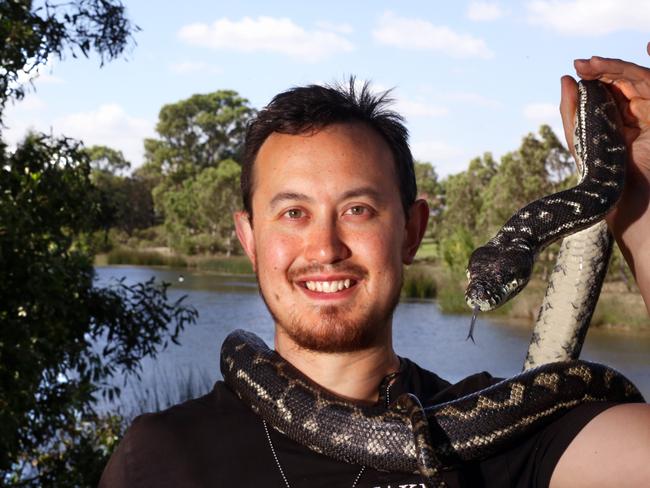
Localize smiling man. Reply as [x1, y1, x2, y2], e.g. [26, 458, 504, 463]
[101, 47, 650, 488]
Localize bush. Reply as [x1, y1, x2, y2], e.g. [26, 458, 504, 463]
[402, 266, 437, 299]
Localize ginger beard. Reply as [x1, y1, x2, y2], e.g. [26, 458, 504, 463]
[257, 262, 404, 353]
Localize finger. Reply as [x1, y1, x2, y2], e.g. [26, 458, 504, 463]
[574, 56, 650, 102]
[608, 83, 636, 127]
[629, 98, 650, 129]
[559, 75, 578, 154]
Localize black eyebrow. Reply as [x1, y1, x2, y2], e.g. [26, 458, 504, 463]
[269, 187, 386, 210]
[269, 192, 314, 209]
[340, 186, 385, 202]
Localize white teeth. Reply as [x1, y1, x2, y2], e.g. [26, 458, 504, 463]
[304, 279, 353, 293]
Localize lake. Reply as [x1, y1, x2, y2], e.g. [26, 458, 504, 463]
[95, 265, 650, 414]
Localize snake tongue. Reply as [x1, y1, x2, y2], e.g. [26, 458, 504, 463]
[466, 305, 480, 343]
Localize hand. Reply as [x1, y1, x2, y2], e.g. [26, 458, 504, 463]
[559, 42, 650, 311]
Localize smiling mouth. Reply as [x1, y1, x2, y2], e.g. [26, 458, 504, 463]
[301, 279, 357, 293]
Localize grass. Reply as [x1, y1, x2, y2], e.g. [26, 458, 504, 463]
[402, 264, 438, 299]
[125, 368, 214, 420]
[98, 247, 254, 275]
[104, 247, 188, 267]
[189, 255, 253, 274]
[414, 238, 438, 261]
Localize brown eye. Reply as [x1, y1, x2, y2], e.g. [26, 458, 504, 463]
[285, 209, 303, 219]
[346, 206, 367, 216]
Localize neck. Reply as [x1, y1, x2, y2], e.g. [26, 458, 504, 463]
[274, 328, 400, 403]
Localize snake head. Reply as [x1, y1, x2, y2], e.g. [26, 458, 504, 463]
[465, 244, 533, 311]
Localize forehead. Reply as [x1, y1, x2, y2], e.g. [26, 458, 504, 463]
[251, 122, 399, 206]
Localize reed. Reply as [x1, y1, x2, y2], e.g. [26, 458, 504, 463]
[105, 247, 188, 267]
[402, 265, 437, 299]
[188, 255, 253, 275]
[125, 368, 214, 419]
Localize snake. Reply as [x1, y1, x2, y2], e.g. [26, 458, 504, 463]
[221, 81, 642, 487]
[465, 80, 626, 319]
[221, 329, 643, 487]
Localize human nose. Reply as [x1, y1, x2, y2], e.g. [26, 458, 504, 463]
[303, 217, 351, 264]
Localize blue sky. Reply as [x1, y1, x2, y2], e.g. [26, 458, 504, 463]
[5, 0, 650, 177]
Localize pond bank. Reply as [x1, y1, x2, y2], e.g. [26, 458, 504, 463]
[96, 248, 650, 333]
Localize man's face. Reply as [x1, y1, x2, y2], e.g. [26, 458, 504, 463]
[235, 122, 420, 353]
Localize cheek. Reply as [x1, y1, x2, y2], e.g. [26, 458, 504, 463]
[256, 230, 301, 273]
[351, 225, 404, 270]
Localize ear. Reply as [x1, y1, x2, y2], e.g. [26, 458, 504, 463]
[234, 211, 257, 272]
[402, 199, 430, 265]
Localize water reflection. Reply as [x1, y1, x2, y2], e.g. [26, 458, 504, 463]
[95, 265, 650, 412]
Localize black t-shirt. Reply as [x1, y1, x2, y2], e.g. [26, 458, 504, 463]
[100, 358, 614, 487]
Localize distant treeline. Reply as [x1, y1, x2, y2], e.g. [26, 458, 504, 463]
[92, 90, 632, 286]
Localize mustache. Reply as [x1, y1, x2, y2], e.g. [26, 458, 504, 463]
[287, 262, 368, 281]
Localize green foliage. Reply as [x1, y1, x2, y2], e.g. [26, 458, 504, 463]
[0, 0, 137, 115]
[440, 152, 497, 239]
[6, 414, 125, 487]
[402, 266, 437, 299]
[158, 159, 242, 255]
[480, 125, 572, 233]
[142, 91, 255, 186]
[440, 227, 477, 272]
[0, 134, 197, 484]
[436, 278, 469, 314]
[106, 247, 188, 267]
[414, 161, 443, 238]
[85, 145, 130, 174]
[188, 255, 253, 274]
[87, 146, 155, 237]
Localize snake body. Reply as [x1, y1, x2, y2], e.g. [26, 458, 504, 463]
[465, 80, 626, 313]
[221, 330, 643, 486]
[221, 81, 641, 487]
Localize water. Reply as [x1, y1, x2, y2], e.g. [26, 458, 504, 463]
[95, 265, 650, 413]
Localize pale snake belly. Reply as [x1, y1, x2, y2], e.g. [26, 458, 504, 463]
[222, 81, 644, 487]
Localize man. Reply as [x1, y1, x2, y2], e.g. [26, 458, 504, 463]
[100, 46, 650, 487]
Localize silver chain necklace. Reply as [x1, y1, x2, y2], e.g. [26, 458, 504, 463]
[261, 378, 397, 487]
[263, 419, 366, 487]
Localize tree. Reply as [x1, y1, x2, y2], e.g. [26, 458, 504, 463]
[158, 159, 242, 255]
[142, 91, 255, 186]
[0, 2, 199, 485]
[480, 125, 572, 233]
[86, 145, 155, 236]
[0, 134, 197, 484]
[414, 161, 444, 239]
[433, 153, 497, 270]
[0, 0, 138, 116]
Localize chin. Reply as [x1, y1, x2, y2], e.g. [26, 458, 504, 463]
[280, 305, 392, 353]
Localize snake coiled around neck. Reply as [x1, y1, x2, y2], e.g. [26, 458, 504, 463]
[222, 81, 642, 488]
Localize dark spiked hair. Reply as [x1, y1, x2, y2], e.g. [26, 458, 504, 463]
[241, 78, 416, 218]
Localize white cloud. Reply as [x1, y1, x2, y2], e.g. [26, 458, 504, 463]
[373, 12, 494, 59]
[13, 57, 64, 88]
[315, 20, 354, 34]
[169, 61, 222, 75]
[411, 140, 466, 176]
[527, 0, 650, 35]
[52, 104, 154, 167]
[467, 2, 505, 21]
[16, 94, 46, 111]
[523, 102, 557, 121]
[178, 16, 354, 62]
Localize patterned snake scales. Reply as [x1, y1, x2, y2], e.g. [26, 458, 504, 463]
[221, 81, 645, 487]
